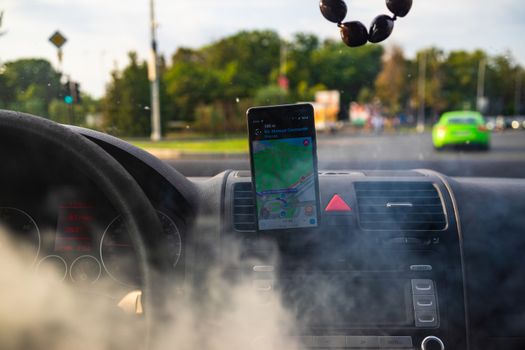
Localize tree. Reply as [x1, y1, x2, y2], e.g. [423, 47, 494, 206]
[486, 52, 518, 115]
[203, 30, 281, 99]
[285, 33, 320, 99]
[164, 31, 281, 132]
[311, 41, 383, 117]
[515, 68, 525, 115]
[375, 46, 408, 116]
[409, 48, 447, 121]
[164, 48, 222, 122]
[441, 50, 485, 111]
[102, 52, 151, 136]
[0, 59, 61, 117]
[101, 30, 525, 135]
[254, 85, 291, 106]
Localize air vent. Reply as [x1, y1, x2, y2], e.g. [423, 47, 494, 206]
[362, 170, 425, 177]
[355, 182, 446, 231]
[232, 182, 257, 232]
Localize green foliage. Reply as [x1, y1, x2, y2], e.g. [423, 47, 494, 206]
[164, 48, 222, 122]
[102, 52, 151, 136]
[193, 99, 253, 135]
[0, 59, 61, 117]
[163, 31, 282, 133]
[131, 138, 248, 153]
[0, 57, 100, 125]
[486, 53, 518, 115]
[311, 42, 383, 99]
[375, 46, 407, 115]
[254, 85, 291, 106]
[310, 42, 384, 116]
[441, 50, 484, 111]
[409, 48, 448, 119]
[401, 48, 524, 118]
[285, 33, 320, 94]
[4, 29, 525, 137]
[202, 30, 281, 98]
[48, 99, 70, 124]
[193, 103, 228, 135]
[161, 31, 384, 132]
[357, 87, 374, 104]
[99, 30, 525, 135]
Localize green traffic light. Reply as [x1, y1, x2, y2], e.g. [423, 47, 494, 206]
[64, 96, 73, 104]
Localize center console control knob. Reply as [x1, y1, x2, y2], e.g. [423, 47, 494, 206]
[421, 336, 445, 350]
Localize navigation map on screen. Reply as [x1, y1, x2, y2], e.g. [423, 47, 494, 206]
[252, 136, 318, 230]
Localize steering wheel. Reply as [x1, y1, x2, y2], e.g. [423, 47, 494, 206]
[0, 110, 171, 348]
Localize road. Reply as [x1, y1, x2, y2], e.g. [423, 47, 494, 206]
[166, 131, 525, 178]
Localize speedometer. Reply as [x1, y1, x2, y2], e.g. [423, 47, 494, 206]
[0, 207, 40, 263]
[100, 211, 182, 286]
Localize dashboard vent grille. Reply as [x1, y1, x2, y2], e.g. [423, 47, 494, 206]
[355, 182, 447, 231]
[232, 182, 257, 232]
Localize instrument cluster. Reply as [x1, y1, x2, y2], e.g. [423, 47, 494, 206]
[0, 199, 182, 289]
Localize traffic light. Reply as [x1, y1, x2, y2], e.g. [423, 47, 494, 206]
[61, 81, 80, 105]
[62, 81, 73, 105]
[72, 82, 81, 104]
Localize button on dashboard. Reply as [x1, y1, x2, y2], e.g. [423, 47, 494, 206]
[378, 336, 413, 348]
[415, 310, 439, 327]
[295, 335, 414, 348]
[410, 264, 433, 271]
[413, 295, 437, 309]
[421, 336, 445, 350]
[411, 279, 435, 295]
[252, 279, 273, 291]
[346, 336, 380, 348]
[315, 336, 346, 348]
[297, 336, 315, 347]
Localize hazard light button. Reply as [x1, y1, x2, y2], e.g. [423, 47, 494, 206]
[325, 194, 352, 212]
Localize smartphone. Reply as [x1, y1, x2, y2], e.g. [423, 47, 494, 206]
[247, 103, 320, 231]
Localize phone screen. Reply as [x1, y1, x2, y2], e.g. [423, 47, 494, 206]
[247, 104, 320, 231]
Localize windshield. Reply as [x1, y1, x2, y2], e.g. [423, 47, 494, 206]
[1, 0, 524, 178]
[3, 2, 525, 350]
[447, 118, 479, 125]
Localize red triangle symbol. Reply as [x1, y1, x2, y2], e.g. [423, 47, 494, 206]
[325, 194, 352, 212]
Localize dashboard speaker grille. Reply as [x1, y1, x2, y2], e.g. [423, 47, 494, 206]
[232, 182, 257, 232]
[355, 182, 447, 231]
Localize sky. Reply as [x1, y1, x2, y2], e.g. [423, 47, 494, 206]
[2, 0, 525, 98]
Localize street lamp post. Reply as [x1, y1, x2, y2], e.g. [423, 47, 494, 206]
[417, 51, 426, 133]
[476, 58, 487, 113]
[278, 39, 289, 91]
[515, 70, 522, 116]
[148, 0, 162, 141]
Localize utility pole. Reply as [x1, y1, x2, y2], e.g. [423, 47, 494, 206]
[476, 57, 487, 113]
[0, 11, 7, 37]
[148, 0, 162, 141]
[417, 51, 426, 132]
[515, 70, 522, 116]
[278, 39, 289, 91]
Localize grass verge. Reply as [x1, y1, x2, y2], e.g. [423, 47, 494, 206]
[130, 138, 248, 154]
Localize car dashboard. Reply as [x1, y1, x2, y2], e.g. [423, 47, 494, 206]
[0, 142, 187, 293]
[2, 124, 525, 350]
[222, 170, 466, 350]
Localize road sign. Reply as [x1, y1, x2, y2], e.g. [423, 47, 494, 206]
[49, 31, 67, 49]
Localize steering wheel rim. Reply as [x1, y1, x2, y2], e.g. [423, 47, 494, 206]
[0, 109, 171, 348]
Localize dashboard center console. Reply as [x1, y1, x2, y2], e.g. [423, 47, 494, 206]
[224, 171, 467, 350]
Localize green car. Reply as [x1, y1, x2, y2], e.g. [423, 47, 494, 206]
[432, 111, 491, 150]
